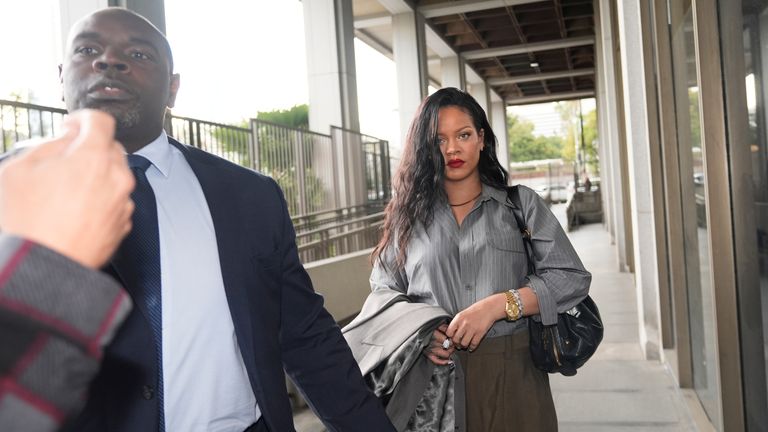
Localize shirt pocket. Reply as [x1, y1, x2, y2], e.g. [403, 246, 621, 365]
[485, 231, 528, 290]
[487, 231, 526, 254]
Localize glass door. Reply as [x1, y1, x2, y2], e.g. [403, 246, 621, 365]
[667, 0, 721, 425]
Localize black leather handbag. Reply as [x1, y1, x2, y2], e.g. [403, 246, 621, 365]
[507, 186, 603, 376]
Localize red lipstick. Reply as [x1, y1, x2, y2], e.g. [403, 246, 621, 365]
[447, 159, 465, 168]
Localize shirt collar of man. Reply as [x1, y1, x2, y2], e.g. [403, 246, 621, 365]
[132, 132, 173, 178]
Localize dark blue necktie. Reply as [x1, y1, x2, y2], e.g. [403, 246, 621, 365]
[116, 154, 165, 430]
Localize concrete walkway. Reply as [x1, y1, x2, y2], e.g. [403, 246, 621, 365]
[551, 206, 698, 431]
[293, 205, 700, 431]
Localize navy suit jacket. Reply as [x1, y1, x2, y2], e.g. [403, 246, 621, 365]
[65, 138, 393, 431]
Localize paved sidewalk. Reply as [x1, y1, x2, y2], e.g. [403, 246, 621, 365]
[293, 206, 700, 431]
[551, 208, 698, 431]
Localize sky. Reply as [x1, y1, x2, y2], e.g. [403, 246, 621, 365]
[509, 98, 596, 137]
[0, 0, 584, 150]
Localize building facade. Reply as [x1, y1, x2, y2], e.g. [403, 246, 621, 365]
[597, 0, 768, 429]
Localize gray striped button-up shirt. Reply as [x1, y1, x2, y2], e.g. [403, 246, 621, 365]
[370, 184, 591, 338]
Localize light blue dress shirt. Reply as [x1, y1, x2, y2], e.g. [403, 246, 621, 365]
[135, 133, 260, 431]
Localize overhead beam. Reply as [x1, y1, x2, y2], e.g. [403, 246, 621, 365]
[354, 29, 393, 60]
[425, 22, 456, 57]
[354, 12, 391, 29]
[489, 68, 595, 85]
[377, 0, 413, 14]
[462, 35, 595, 60]
[505, 90, 595, 106]
[418, 0, 538, 18]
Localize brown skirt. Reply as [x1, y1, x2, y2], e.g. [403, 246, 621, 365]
[455, 330, 558, 432]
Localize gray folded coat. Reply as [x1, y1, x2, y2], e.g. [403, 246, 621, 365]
[342, 289, 466, 432]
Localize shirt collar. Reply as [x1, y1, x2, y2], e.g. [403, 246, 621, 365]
[480, 183, 513, 208]
[436, 183, 512, 211]
[132, 132, 173, 178]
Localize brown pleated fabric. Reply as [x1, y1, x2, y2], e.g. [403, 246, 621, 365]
[455, 330, 558, 432]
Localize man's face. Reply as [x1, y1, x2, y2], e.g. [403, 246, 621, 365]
[60, 10, 179, 143]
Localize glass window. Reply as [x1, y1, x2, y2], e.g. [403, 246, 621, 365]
[667, 0, 721, 425]
[738, 0, 768, 406]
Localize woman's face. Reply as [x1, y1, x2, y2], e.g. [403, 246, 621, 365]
[437, 106, 484, 184]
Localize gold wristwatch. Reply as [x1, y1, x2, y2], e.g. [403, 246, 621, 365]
[505, 290, 521, 321]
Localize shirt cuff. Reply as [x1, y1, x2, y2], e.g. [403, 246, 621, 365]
[525, 275, 558, 325]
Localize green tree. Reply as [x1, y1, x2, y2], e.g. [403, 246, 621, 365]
[257, 104, 309, 128]
[555, 101, 578, 163]
[582, 108, 599, 173]
[688, 89, 701, 149]
[555, 100, 598, 174]
[507, 114, 563, 162]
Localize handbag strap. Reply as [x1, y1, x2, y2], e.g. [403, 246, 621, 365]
[506, 186, 536, 276]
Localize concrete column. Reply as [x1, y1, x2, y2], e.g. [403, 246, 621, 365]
[56, 0, 110, 58]
[120, 0, 166, 33]
[331, 127, 366, 207]
[441, 55, 466, 90]
[616, 0, 664, 361]
[594, 0, 613, 240]
[57, 0, 166, 60]
[491, 100, 510, 177]
[393, 11, 428, 144]
[469, 81, 491, 115]
[598, 0, 629, 264]
[303, 0, 360, 133]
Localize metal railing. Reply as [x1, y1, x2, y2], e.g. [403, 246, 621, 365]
[1, 100, 67, 152]
[361, 130, 392, 202]
[296, 212, 384, 263]
[167, 115, 252, 168]
[251, 119, 338, 215]
[1, 100, 391, 224]
[291, 202, 387, 234]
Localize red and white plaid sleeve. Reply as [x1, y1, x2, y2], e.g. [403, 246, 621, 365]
[0, 235, 131, 432]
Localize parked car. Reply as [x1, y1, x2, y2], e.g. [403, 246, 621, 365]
[536, 184, 569, 203]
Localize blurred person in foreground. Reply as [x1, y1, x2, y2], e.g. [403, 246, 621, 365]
[0, 109, 135, 432]
[57, 7, 393, 432]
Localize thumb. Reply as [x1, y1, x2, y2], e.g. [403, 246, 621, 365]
[445, 319, 457, 338]
[65, 109, 116, 155]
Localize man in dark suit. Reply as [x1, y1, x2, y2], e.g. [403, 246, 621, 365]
[59, 7, 393, 432]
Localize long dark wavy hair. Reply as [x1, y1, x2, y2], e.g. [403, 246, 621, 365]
[372, 87, 509, 269]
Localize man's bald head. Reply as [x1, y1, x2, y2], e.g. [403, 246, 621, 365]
[66, 7, 174, 73]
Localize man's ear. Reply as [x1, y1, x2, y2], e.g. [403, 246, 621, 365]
[58, 64, 65, 102]
[167, 73, 180, 108]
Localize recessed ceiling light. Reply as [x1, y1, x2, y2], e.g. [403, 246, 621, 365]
[530, 62, 539, 68]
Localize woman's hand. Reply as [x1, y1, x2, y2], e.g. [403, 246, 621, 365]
[446, 293, 506, 352]
[424, 323, 456, 366]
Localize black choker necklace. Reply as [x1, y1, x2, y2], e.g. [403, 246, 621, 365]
[449, 191, 482, 207]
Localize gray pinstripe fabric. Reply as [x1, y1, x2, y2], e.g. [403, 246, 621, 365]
[0, 394, 58, 432]
[370, 184, 591, 333]
[2, 240, 130, 338]
[18, 337, 99, 414]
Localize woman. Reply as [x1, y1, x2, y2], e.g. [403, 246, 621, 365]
[369, 88, 591, 431]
